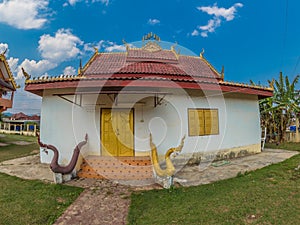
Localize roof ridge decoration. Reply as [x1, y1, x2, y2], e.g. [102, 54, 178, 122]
[170, 46, 179, 60]
[22, 68, 31, 81]
[0, 50, 19, 89]
[141, 41, 162, 52]
[81, 47, 99, 75]
[142, 32, 161, 42]
[140, 32, 162, 52]
[220, 80, 274, 91]
[25, 73, 85, 84]
[199, 49, 222, 79]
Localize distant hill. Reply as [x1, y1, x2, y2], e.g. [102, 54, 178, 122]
[2, 112, 12, 117]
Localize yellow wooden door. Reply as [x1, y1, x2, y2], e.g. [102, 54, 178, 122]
[101, 109, 134, 156]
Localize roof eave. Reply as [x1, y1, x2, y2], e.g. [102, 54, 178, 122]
[0, 53, 18, 90]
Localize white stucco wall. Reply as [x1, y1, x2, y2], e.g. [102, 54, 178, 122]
[133, 93, 260, 156]
[40, 90, 260, 164]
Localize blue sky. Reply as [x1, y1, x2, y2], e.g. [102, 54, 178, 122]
[0, 0, 299, 114]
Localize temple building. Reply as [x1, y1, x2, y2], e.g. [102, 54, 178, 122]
[0, 51, 17, 113]
[24, 34, 273, 182]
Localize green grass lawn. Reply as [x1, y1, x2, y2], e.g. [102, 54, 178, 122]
[0, 134, 39, 162]
[265, 142, 300, 151]
[0, 134, 83, 225]
[128, 143, 300, 225]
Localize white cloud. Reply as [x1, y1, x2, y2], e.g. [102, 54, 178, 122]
[16, 59, 56, 79]
[84, 40, 130, 53]
[191, 29, 200, 36]
[7, 57, 19, 74]
[65, 0, 110, 6]
[0, 43, 8, 54]
[199, 18, 221, 37]
[0, 0, 49, 29]
[63, 66, 76, 75]
[198, 3, 243, 21]
[148, 18, 160, 26]
[105, 43, 127, 52]
[38, 29, 83, 63]
[193, 3, 243, 37]
[84, 40, 107, 52]
[93, 0, 110, 6]
[67, 0, 80, 6]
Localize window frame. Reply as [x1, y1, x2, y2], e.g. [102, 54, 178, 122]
[188, 108, 219, 136]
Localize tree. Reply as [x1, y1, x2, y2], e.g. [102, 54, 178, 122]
[259, 72, 300, 143]
[273, 72, 300, 142]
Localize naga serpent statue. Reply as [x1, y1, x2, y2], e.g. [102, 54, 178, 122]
[37, 133, 88, 174]
[149, 133, 185, 177]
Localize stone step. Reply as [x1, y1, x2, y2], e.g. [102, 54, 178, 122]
[78, 156, 154, 180]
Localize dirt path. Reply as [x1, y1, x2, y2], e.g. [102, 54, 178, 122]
[54, 179, 133, 225]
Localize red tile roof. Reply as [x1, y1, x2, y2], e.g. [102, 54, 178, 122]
[127, 49, 178, 63]
[10, 112, 40, 121]
[24, 41, 273, 98]
[83, 51, 221, 83]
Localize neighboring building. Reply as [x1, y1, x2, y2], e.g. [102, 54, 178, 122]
[0, 112, 40, 136]
[0, 51, 17, 112]
[24, 35, 273, 181]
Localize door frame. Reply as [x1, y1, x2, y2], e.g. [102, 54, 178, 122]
[100, 108, 135, 156]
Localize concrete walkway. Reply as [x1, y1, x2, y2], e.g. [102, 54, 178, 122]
[0, 149, 298, 225]
[175, 148, 299, 186]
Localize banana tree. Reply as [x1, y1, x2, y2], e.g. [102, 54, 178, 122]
[272, 72, 300, 142]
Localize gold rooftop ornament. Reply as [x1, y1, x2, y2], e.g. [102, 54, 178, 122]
[142, 32, 161, 41]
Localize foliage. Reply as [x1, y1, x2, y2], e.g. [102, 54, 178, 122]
[128, 145, 300, 224]
[259, 72, 300, 143]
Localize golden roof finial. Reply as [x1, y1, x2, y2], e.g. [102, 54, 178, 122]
[78, 59, 83, 76]
[122, 39, 130, 51]
[93, 46, 98, 53]
[221, 66, 224, 80]
[22, 67, 31, 81]
[200, 48, 205, 58]
[142, 32, 161, 41]
[171, 41, 177, 52]
[269, 78, 275, 90]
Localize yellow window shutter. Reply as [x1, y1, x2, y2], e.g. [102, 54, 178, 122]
[188, 109, 199, 136]
[204, 110, 212, 135]
[211, 109, 219, 134]
[198, 109, 205, 135]
[189, 109, 219, 136]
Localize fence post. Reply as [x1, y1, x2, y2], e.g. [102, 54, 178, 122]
[296, 118, 300, 143]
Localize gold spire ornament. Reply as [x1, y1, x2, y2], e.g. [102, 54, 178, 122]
[221, 66, 225, 80]
[200, 48, 205, 58]
[22, 67, 31, 81]
[78, 59, 83, 75]
[142, 32, 161, 41]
